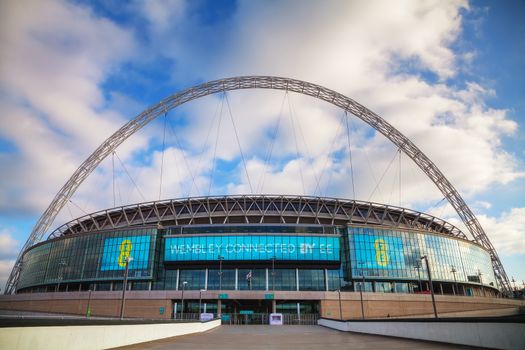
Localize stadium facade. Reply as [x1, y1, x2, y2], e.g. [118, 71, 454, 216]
[3, 77, 522, 321]
[9, 195, 505, 320]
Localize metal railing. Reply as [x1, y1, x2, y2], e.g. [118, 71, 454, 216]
[219, 313, 319, 325]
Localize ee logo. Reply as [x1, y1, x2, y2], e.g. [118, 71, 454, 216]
[118, 239, 133, 267]
[374, 239, 389, 267]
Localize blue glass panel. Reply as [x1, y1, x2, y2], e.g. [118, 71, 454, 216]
[101, 235, 150, 271]
[352, 233, 405, 270]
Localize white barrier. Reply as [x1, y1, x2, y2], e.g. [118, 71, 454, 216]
[0, 319, 221, 350]
[318, 318, 525, 350]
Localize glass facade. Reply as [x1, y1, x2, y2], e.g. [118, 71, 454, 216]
[18, 228, 157, 290]
[345, 226, 496, 287]
[16, 224, 497, 294]
[298, 269, 325, 291]
[207, 269, 236, 290]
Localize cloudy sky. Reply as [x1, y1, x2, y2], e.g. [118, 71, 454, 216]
[0, 0, 524, 291]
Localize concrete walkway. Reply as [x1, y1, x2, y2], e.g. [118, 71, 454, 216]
[112, 325, 482, 349]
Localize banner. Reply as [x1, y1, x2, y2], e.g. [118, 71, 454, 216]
[164, 235, 340, 262]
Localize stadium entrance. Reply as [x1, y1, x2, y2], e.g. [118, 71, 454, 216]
[219, 299, 319, 325]
[173, 299, 320, 325]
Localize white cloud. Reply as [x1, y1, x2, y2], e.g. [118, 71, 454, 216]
[0, 229, 19, 259]
[0, 259, 15, 293]
[477, 208, 525, 255]
[0, 227, 19, 291]
[0, 0, 137, 215]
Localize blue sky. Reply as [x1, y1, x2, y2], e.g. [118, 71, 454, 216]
[0, 0, 524, 291]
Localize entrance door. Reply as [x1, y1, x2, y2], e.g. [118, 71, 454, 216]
[221, 299, 272, 325]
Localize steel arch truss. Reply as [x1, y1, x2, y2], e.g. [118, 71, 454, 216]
[4, 76, 511, 294]
[48, 195, 466, 239]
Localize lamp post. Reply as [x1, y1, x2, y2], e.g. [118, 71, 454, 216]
[450, 266, 457, 296]
[218, 255, 224, 290]
[119, 256, 133, 320]
[357, 262, 365, 320]
[337, 288, 343, 320]
[57, 259, 67, 292]
[477, 269, 485, 297]
[420, 255, 438, 318]
[415, 263, 422, 293]
[199, 289, 206, 317]
[180, 281, 188, 320]
[86, 289, 92, 318]
[271, 256, 276, 291]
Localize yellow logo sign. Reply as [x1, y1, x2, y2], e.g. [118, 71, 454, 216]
[118, 239, 133, 267]
[374, 239, 389, 267]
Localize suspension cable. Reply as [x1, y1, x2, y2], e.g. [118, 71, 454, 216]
[158, 111, 168, 200]
[288, 93, 325, 191]
[286, 93, 306, 194]
[208, 93, 225, 195]
[314, 112, 345, 196]
[387, 149, 400, 205]
[398, 149, 402, 206]
[113, 151, 146, 202]
[189, 93, 223, 197]
[112, 151, 116, 207]
[68, 199, 89, 215]
[115, 166, 123, 206]
[257, 92, 287, 193]
[345, 111, 356, 199]
[65, 201, 75, 220]
[368, 148, 400, 202]
[224, 92, 253, 193]
[166, 121, 201, 197]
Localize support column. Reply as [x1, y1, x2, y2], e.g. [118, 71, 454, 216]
[272, 300, 276, 313]
[218, 299, 222, 317]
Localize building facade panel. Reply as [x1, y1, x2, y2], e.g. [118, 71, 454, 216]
[18, 228, 157, 290]
[345, 226, 497, 290]
[17, 222, 496, 296]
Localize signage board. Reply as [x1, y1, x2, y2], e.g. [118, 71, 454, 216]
[200, 313, 214, 321]
[101, 235, 151, 271]
[240, 310, 254, 315]
[218, 293, 229, 299]
[269, 313, 283, 325]
[264, 293, 274, 300]
[351, 233, 405, 270]
[164, 235, 340, 262]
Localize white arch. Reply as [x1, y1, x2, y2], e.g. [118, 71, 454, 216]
[4, 76, 511, 294]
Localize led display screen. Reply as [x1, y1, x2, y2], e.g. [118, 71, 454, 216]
[164, 235, 340, 262]
[101, 235, 151, 271]
[352, 233, 406, 270]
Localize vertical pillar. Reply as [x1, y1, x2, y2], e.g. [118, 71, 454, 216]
[265, 268, 269, 291]
[235, 269, 238, 290]
[218, 299, 222, 317]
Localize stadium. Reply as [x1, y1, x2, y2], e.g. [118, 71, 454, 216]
[1, 77, 521, 322]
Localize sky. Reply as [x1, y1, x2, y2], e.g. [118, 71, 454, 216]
[0, 0, 524, 291]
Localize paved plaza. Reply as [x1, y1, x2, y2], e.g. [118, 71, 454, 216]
[113, 325, 482, 350]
